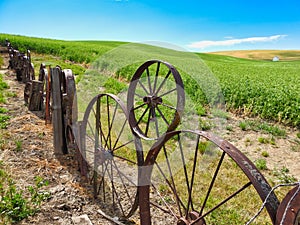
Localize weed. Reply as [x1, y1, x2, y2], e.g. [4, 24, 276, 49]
[261, 151, 269, 157]
[270, 136, 276, 145]
[0, 114, 10, 129]
[225, 125, 233, 131]
[239, 120, 286, 137]
[0, 163, 50, 223]
[211, 108, 230, 119]
[239, 122, 247, 131]
[255, 159, 267, 170]
[291, 145, 300, 152]
[0, 107, 8, 113]
[244, 138, 252, 147]
[273, 167, 297, 183]
[258, 137, 268, 144]
[297, 132, 300, 139]
[199, 118, 213, 131]
[14, 140, 23, 152]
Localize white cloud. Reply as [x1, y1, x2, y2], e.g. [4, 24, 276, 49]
[187, 35, 287, 49]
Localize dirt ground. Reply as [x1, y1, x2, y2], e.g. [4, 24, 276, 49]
[0, 51, 299, 225]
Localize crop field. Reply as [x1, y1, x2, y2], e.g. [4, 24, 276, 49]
[2, 33, 298, 128]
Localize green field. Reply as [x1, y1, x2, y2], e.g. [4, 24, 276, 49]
[1, 33, 299, 127]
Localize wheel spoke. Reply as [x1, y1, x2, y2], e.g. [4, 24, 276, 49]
[146, 67, 153, 94]
[162, 144, 182, 216]
[192, 182, 252, 224]
[199, 151, 226, 216]
[112, 158, 136, 191]
[136, 105, 150, 127]
[152, 62, 160, 94]
[106, 96, 112, 150]
[156, 106, 170, 126]
[145, 106, 152, 136]
[113, 139, 134, 152]
[112, 119, 129, 151]
[153, 107, 160, 138]
[154, 69, 171, 96]
[158, 87, 177, 98]
[154, 161, 186, 212]
[138, 79, 150, 95]
[132, 102, 147, 111]
[186, 135, 200, 214]
[151, 184, 178, 218]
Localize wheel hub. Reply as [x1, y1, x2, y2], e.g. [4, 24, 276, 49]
[177, 212, 206, 225]
[143, 95, 162, 107]
[95, 147, 113, 164]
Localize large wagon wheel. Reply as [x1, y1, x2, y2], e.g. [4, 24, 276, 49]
[127, 60, 185, 140]
[138, 130, 280, 225]
[81, 93, 140, 220]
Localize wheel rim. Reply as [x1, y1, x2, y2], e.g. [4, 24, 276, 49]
[81, 93, 140, 219]
[140, 130, 279, 224]
[127, 60, 185, 140]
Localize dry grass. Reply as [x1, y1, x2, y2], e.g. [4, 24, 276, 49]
[209, 50, 300, 61]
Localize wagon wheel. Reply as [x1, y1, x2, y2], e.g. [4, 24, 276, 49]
[139, 130, 280, 225]
[81, 93, 140, 219]
[276, 185, 300, 225]
[51, 67, 67, 154]
[44, 66, 51, 124]
[27, 63, 35, 81]
[127, 60, 185, 140]
[61, 69, 78, 154]
[26, 50, 35, 81]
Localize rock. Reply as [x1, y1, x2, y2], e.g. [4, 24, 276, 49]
[72, 214, 93, 225]
[56, 203, 71, 211]
[50, 185, 65, 194]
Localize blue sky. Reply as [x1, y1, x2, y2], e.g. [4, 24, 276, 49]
[0, 0, 299, 52]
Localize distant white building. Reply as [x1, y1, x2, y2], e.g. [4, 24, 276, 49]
[272, 56, 280, 62]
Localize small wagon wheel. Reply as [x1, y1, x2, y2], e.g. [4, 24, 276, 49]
[127, 60, 185, 140]
[80, 93, 141, 219]
[139, 130, 279, 225]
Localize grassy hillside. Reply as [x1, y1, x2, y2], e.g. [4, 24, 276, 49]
[1, 34, 299, 127]
[0, 33, 126, 63]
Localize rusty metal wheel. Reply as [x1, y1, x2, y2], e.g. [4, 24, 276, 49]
[81, 93, 140, 220]
[139, 130, 279, 225]
[127, 60, 185, 140]
[276, 185, 300, 225]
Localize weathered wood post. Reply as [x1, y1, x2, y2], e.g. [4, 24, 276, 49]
[51, 67, 68, 155]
